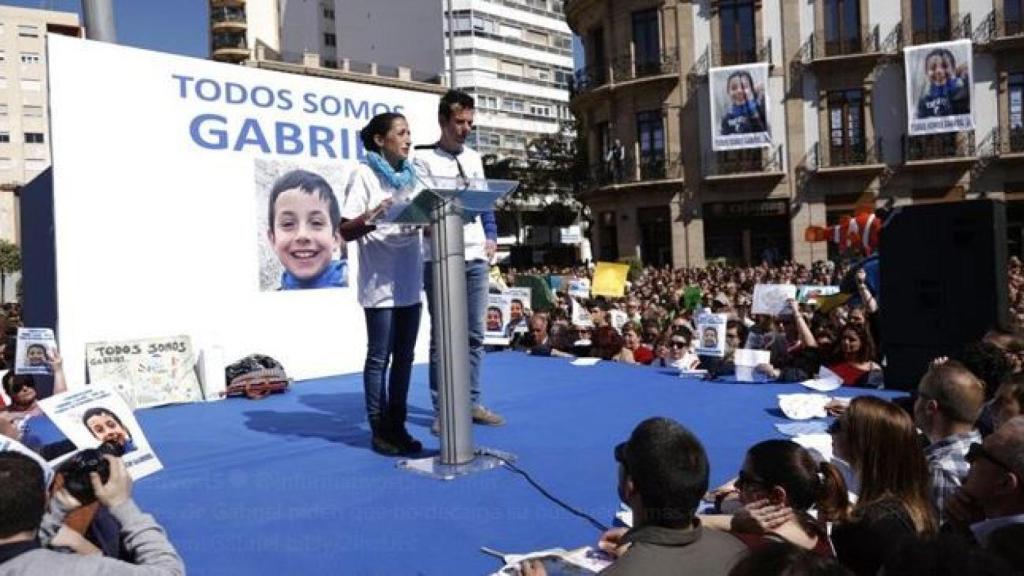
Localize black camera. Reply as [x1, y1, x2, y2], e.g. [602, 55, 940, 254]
[56, 441, 125, 505]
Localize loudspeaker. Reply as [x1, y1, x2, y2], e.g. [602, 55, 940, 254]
[880, 200, 1008, 390]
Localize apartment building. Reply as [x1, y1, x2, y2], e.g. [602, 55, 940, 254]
[568, 0, 1024, 266]
[0, 5, 80, 245]
[445, 0, 574, 161]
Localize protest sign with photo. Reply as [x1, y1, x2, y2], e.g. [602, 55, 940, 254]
[15, 328, 56, 376]
[796, 285, 840, 305]
[591, 262, 630, 298]
[568, 278, 591, 299]
[85, 335, 203, 409]
[38, 384, 163, 480]
[570, 298, 594, 328]
[904, 39, 974, 136]
[695, 313, 728, 357]
[709, 62, 772, 151]
[752, 284, 798, 315]
[485, 293, 512, 346]
[505, 287, 532, 335]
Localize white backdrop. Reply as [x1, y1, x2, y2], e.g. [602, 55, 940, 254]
[46, 36, 440, 384]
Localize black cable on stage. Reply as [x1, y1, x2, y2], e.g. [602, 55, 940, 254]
[485, 452, 610, 533]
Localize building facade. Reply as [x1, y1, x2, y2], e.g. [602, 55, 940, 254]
[445, 0, 575, 161]
[567, 0, 1024, 267]
[0, 5, 80, 245]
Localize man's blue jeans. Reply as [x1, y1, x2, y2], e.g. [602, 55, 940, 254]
[423, 258, 488, 412]
[363, 304, 422, 427]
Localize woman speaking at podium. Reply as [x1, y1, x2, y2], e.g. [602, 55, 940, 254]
[339, 112, 424, 456]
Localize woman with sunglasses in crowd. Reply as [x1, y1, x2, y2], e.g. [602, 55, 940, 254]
[828, 396, 937, 575]
[701, 439, 848, 556]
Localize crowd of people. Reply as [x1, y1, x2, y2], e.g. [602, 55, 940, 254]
[3, 85, 1024, 574]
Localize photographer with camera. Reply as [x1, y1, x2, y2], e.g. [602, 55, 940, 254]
[0, 451, 184, 575]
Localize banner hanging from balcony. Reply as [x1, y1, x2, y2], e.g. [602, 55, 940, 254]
[904, 39, 974, 136]
[709, 62, 772, 151]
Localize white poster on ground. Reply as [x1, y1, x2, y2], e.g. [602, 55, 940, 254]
[904, 39, 974, 136]
[14, 328, 56, 375]
[45, 36, 440, 382]
[85, 336, 203, 409]
[38, 385, 163, 480]
[709, 62, 772, 151]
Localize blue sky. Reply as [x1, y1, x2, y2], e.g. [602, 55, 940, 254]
[1, 1, 583, 68]
[1, 0, 208, 57]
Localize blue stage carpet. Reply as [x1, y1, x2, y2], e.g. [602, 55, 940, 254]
[132, 353, 898, 575]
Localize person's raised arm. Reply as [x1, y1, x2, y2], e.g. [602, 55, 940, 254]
[788, 299, 817, 349]
[47, 347, 67, 395]
[855, 268, 878, 314]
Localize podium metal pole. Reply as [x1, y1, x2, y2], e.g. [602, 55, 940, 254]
[430, 198, 474, 465]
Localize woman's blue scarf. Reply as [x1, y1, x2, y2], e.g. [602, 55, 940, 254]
[366, 151, 415, 190]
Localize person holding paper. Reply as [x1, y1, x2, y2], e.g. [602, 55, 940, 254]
[413, 90, 504, 432]
[339, 112, 424, 457]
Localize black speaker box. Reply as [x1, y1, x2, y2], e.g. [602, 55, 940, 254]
[880, 200, 1008, 390]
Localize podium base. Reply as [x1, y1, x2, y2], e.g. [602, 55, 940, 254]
[397, 447, 517, 481]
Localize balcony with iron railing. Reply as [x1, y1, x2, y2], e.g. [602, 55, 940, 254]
[211, 5, 246, 30]
[910, 12, 973, 45]
[902, 132, 977, 166]
[212, 31, 248, 61]
[812, 139, 886, 174]
[210, 0, 244, 7]
[587, 152, 684, 191]
[688, 39, 773, 80]
[974, 7, 1024, 50]
[571, 52, 679, 99]
[703, 145, 784, 182]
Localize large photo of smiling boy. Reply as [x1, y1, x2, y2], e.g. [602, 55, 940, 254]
[254, 161, 350, 291]
[709, 62, 772, 151]
[905, 39, 974, 136]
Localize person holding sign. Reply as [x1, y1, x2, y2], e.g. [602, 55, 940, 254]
[340, 112, 424, 456]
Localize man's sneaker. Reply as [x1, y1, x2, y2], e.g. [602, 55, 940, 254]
[472, 405, 506, 426]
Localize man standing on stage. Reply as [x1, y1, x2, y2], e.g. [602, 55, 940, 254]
[414, 89, 505, 434]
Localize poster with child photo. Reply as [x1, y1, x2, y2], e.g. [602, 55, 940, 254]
[255, 160, 351, 291]
[709, 62, 772, 151]
[904, 39, 974, 136]
[15, 328, 56, 376]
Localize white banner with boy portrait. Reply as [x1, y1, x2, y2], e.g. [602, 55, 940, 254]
[694, 313, 727, 358]
[904, 39, 974, 136]
[41, 36, 440, 381]
[709, 62, 772, 151]
[38, 384, 163, 480]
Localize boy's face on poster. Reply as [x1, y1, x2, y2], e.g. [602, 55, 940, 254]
[728, 75, 752, 105]
[926, 54, 952, 85]
[87, 412, 130, 447]
[268, 189, 341, 281]
[486, 308, 502, 331]
[26, 345, 46, 366]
